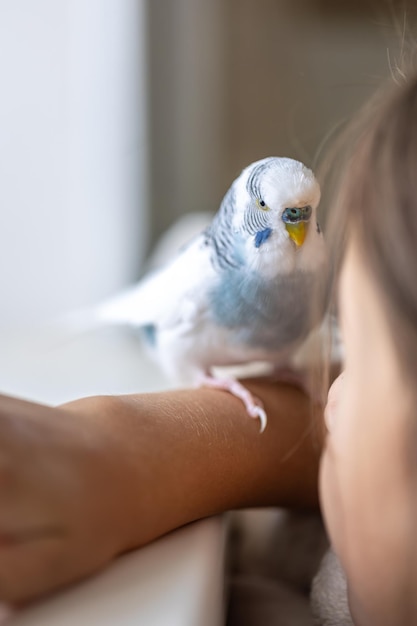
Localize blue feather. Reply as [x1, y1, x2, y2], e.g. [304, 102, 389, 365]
[208, 266, 324, 352]
[141, 323, 157, 346]
[254, 228, 273, 248]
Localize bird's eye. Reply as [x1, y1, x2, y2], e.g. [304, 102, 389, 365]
[256, 199, 269, 211]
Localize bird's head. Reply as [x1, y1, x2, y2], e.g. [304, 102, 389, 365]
[232, 157, 321, 252]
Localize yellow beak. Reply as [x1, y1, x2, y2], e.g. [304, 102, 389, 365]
[285, 221, 307, 247]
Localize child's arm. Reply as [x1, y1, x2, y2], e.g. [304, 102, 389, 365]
[0, 380, 323, 604]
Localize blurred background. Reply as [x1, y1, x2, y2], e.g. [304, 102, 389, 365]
[0, 0, 415, 327]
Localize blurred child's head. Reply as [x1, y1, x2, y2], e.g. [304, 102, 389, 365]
[320, 73, 417, 625]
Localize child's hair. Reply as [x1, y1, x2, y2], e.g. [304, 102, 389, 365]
[325, 70, 417, 376]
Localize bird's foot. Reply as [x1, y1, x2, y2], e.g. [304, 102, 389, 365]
[199, 375, 267, 433]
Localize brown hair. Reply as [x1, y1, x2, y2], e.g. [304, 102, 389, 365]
[325, 71, 417, 375]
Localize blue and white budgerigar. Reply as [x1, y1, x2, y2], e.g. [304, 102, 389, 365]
[71, 157, 328, 432]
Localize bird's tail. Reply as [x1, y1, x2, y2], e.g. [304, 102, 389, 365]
[54, 284, 150, 337]
[51, 213, 214, 341]
[24, 286, 148, 360]
[36, 286, 147, 355]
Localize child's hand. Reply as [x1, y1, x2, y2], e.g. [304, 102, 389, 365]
[0, 394, 132, 605]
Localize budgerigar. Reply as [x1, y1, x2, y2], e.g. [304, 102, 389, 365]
[71, 157, 328, 432]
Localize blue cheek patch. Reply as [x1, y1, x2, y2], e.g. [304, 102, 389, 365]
[254, 227, 273, 248]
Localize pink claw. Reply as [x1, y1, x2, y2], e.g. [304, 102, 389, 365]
[200, 375, 267, 433]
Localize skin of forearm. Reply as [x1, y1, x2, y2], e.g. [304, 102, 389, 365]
[63, 380, 324, 554]
[0, 384, 324, 603]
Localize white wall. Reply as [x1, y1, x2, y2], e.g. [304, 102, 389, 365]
[0, 0, 148, 327]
